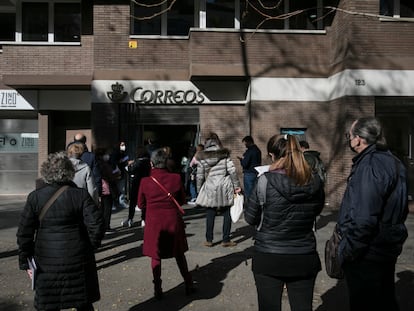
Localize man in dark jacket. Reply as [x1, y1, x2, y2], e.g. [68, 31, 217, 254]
[338, 117, 408, 311]
[238, 136, 261, 198]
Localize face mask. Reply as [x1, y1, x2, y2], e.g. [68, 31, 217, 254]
[348, 139, 357, 153]
[103, 154, 110, 162]
[120, 145, 126, 152]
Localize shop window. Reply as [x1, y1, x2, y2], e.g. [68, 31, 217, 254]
[380, 0, 414, 18]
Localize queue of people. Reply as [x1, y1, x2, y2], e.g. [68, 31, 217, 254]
[16, 117, 409, 310]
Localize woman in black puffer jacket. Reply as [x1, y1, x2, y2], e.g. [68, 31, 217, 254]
[17, 152, 104, 311]
[245, 134, 325, 311]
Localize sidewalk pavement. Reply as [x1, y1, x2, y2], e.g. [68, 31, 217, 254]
[1, 196, 413, 311]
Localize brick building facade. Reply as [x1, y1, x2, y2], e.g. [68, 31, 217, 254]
[1, 0, 414, 208]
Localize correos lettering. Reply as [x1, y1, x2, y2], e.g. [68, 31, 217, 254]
[130, 87, 205, 104]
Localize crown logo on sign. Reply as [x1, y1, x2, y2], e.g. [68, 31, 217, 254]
[107, 82, 128, 102]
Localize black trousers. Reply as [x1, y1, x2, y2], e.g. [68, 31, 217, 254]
[343, 259, 399, 311]
[253, 273, 316, 311]
[101, 194, 113, 230]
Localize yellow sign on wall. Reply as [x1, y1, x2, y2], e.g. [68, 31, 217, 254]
[129, 40, 138, 49]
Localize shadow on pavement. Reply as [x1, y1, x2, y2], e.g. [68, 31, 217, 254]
[129, 247, 254, 311]
[95, 226, 144, 270]
[315, 270, 414, 311]
[315, 279, 349, 311]
[396, 270, 414, 311]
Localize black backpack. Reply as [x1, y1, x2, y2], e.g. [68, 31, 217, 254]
[304, 152, 326, 183]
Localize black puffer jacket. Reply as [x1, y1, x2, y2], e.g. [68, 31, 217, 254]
[17, 182, 104, 310]
[245, 170, 325, 254]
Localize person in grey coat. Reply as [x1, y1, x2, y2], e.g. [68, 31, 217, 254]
[67, 143, 99, 205]
[196, 132, 241, 247]
[17, 152, 104, 311]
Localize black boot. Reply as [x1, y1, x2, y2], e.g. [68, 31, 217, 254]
[153, 279, 163, 300]
[184, 273, 195, 296]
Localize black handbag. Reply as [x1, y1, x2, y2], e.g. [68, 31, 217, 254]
[324, 225, 344, 279]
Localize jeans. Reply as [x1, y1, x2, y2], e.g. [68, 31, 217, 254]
[189, 180, 197, 200]
[205, 207, 231, 242]
[343, 259, 399, 311]
[253, 273, 316, 311]
[243, 172, 257, 199]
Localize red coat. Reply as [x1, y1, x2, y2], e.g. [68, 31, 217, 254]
[138, 168, 188, 259]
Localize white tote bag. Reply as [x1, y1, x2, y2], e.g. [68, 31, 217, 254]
[230, 193, 244, 223]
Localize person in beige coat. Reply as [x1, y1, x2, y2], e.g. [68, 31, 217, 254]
[196, 132, 241, 247]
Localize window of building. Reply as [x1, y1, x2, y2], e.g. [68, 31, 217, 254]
[168, 1, 194, 35]
[131, 0, 194, 36]
[0, 12, 16, 41]
[54, 3, 81, 42]
[280, 128, 307, 142]
[131, 0, 338, 36]
[241, 0, 339, 30]
[22, 2, 48, 41]
[380, 0, 414, 18]
[0, 1, 81, 44]
[206, 0, 235, 28]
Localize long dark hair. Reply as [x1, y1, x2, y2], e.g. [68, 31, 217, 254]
[267, 134, 311, 185]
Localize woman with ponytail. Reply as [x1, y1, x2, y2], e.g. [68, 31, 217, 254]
[245, 134, 325, 311]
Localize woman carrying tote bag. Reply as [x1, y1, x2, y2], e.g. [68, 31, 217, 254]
[196, 132, 241, 247]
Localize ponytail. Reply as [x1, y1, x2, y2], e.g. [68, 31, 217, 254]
[284, 135, 311, 185]
[267, 134, 311, 185]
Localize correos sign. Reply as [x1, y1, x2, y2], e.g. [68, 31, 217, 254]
[130, 87, 205, 104]
[93, 81, 206, 105]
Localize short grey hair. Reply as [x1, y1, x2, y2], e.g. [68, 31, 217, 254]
[40, 152, 75, 184]
[351, 117, 387, 146]
[151, 148, 168, 168]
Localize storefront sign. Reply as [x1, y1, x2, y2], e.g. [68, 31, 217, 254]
[93, 80, 248, 105]
[106, 82, 205, 104]
[0, 90, 36, 110]
[0, 133, 38, 153]
[129, 87, 205, 104]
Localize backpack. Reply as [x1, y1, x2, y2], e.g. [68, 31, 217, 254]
[304, 151, 326, 183]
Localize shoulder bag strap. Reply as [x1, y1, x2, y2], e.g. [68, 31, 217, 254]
[39, 185, 70, 222]
[150, 176, 185, 215]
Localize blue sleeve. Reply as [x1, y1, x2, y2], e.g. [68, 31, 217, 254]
[338, 159, 390, 263]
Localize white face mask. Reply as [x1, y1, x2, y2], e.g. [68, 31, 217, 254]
[103, 154, 110, 162]
[120, 145, 126, 152]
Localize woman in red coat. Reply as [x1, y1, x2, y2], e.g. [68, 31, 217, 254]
[138, 148, 193, 300]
